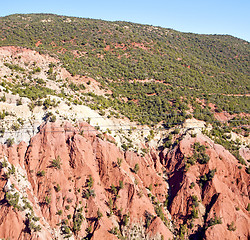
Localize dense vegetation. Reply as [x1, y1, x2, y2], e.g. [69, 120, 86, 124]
[0, 14, 249, 90]
[0, 14, 249, 127]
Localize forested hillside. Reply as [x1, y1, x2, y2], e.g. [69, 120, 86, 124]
[0, 14, 249, 125]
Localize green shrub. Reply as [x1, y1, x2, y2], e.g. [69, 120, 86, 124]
[199, 169, 216, 188]
[82, 188, 96, 199]
[72, 212, 84, 233]
[61, 224, 71, 234]
[32, 67, 41, 74]
[65, 205, 70, 210]
[108, 198, 113, 215]
[189, 182, 195, 189]
[110, 184, 118, 196]
[207, 215, 222, 227]
[5, 192, 20, 209]
[246, 203, 250, 212]
[50, 115, 56, 122]
[191, 206, 199, 219]
[173, 128, 180, 134]
[86, 225, 92, 234]
[163, 195, 169, 207]
[0, 94, 6, 102]
[37, 170, 45, 177]
[86, 175, 94, 188]
[69, 83, 80, 91]
[192, 142, 210, 164]
[97, 208, 103, 220]
[119, 180, 124, 190]
[0, 110, 7, 119]
[133, 163, 139, 174]
[54, 184, 61, 192]
[17, 118, 24, 125]
[145, 211, 154, 229]
[0, 160, 8, 169]
[56, 210, 63, 215]
[0, 127, 5, 137]
[25, 213, 42, 232]
[44, 195, 51, 205]
[8, 164, 16, 175]
[121, 143, 129, 151]
[117, 158, 122, 167]
[50, 156, 62, 169]
[6, 138, 14, 147]
[11, 122, 20, 131]
[190, 132, 197, 138]
[4, 63, 25, 72]
[148, 184, 153, 191]
[154, 203, 168, 225]
[227, 221, 236, 231]
[122, 214, 130, 226]
[16, 98, 22, 106]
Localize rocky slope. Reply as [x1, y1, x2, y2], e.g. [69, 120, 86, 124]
[0, 120, 249, 239]
[0, 121, 172, 239]
[162, 133, 250, 239]
[0, 46, 154, 154]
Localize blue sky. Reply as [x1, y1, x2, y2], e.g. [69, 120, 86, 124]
[1, 0, 249, 41]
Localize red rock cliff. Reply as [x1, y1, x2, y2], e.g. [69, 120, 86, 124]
[0, 122, 249, 239]
[0, 122, 172, 239]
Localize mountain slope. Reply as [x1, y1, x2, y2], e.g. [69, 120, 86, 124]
[0, 13, 249, 126]
[0, 14, 249, 162]
[0, 14, 249, 87]
[0, 14, 249, 240]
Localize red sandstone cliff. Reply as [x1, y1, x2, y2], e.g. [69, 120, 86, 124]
[0, 122, 172, 239]
[161, 133, 250, 239]
[0, 121, 249, 239]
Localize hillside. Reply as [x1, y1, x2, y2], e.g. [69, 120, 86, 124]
[0, 13, 249, 126]
[0, 14, 249, 240]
